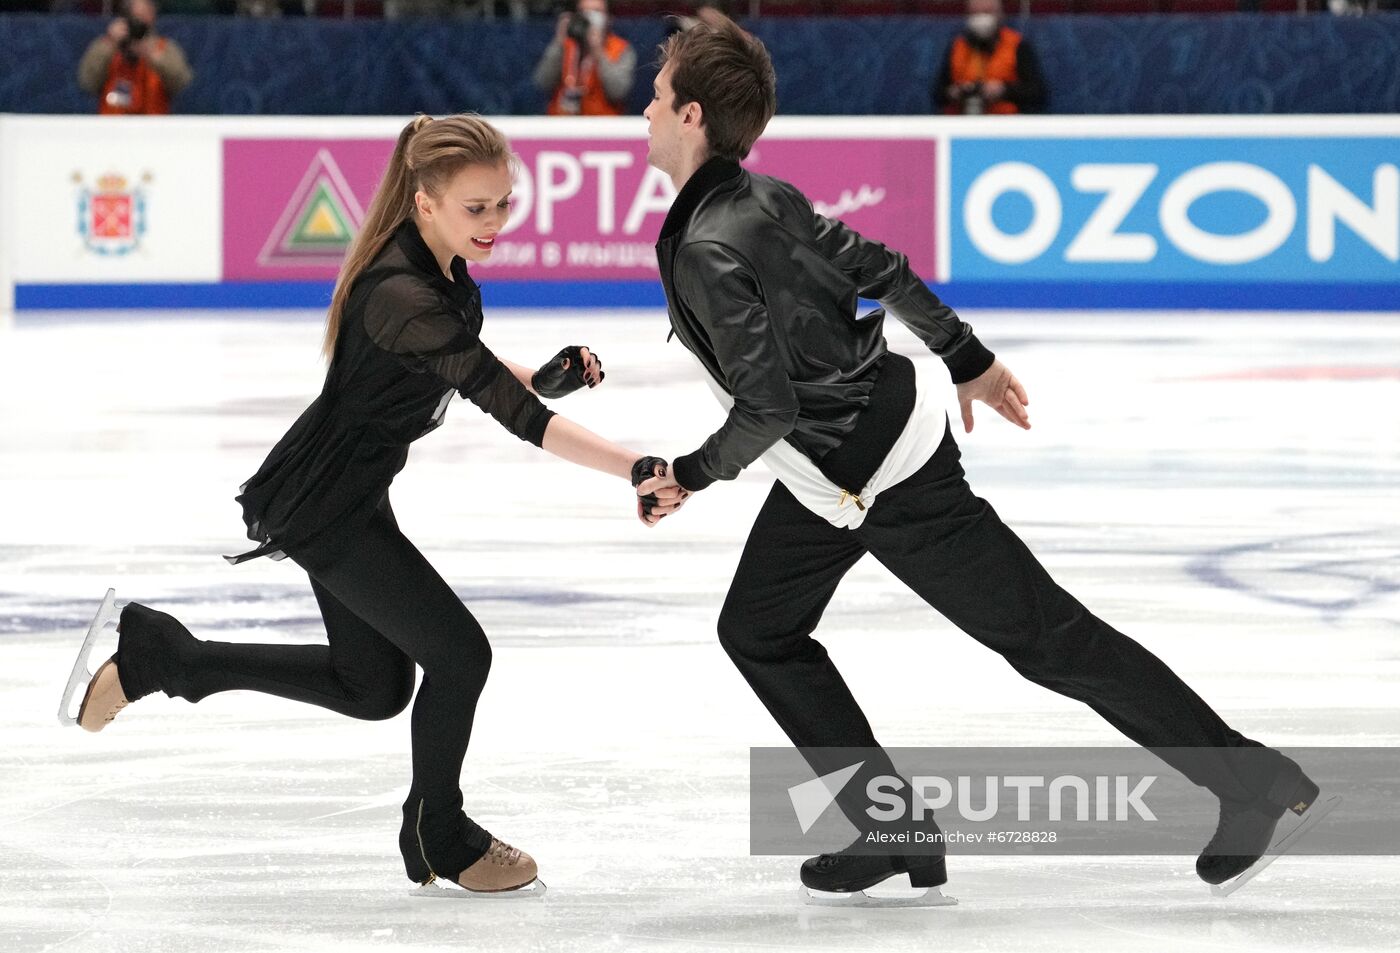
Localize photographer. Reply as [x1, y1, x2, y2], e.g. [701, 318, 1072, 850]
[533, 0, 635, 117]
[932, 0, 1045, 116]
[77, 0, 193, 116]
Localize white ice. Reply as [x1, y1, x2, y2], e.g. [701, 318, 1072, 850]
[1, 309, 1398, 953]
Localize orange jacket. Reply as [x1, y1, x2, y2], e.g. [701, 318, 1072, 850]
[98, 39, 174, 116]
[547, 34, 630, 117]
[946, 27, 1023, 116]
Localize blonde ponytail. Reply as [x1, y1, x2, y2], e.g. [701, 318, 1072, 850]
[321, 113, 513, 359]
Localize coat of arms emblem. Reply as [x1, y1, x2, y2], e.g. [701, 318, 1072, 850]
[75, 171, 151, 256]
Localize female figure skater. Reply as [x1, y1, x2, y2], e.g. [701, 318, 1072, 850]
[61, 114, 667, 896]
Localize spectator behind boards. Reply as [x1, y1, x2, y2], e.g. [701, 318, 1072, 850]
[533, 0, 636, 116]
[77, 0, 193, 115]
[932, 0, 1045, 115]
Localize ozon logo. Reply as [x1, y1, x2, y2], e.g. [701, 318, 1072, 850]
[963, 160, 1400, 266]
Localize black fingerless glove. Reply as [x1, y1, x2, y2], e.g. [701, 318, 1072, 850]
[631, 456, 669, 518]
[532, 345, 603, 399]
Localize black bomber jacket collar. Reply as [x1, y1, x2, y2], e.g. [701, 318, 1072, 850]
[657, 156, 744, 243]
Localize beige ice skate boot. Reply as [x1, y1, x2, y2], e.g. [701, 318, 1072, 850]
[456, 838, 539, 893]
[76, 656, 129, 732]
[60, 589, 131, 732]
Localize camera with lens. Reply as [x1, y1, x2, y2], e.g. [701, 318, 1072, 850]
[119, 15, 150, 63]
[566, 11, 590, 44]
[562, 1, 605, 46]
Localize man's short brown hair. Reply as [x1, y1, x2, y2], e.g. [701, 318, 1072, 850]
[657, 13, 776, 161]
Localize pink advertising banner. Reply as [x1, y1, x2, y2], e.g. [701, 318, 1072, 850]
[222, 136, 936, 282]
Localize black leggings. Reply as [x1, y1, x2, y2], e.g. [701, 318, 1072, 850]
[117, 501, 495, 878]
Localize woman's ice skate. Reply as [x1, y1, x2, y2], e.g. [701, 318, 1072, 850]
[412, 837, 546, 900]
[404, 796, 546, 900]
[58, 588, 131, 731]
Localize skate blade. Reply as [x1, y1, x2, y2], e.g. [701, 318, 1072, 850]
[801, 884, 957, 908]
[58, 588, 122, 727]
[411, 878, 547, 900]
[1210, 793, 1342, 899]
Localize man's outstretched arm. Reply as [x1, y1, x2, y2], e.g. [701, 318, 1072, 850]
[807, 201, 1029, 431]
[808, 202, 994, 383]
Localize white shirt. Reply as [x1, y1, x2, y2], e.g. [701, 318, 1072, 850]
[689, 352, 945, 530]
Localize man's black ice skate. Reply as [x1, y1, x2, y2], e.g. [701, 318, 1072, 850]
[1197, 765, 1339, 897]
[800, 841, 954, 908]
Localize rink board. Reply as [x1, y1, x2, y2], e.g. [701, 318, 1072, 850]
[1, 114, 1397, 313]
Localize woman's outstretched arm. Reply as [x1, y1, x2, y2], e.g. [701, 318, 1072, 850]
[539, 415, 639, 481]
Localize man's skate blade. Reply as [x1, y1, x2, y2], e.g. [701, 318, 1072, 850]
[801, 885, 957, 908]
[411, 878, 547, 900]
[58, 589, 121, 727]
[1210, 794, 1342, 899]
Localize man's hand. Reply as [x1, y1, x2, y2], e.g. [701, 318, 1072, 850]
[982, 79, 1007, 100]
[633, 462, 691, 528]
[956, 359, 1030, 433]
[106, 18, 129, 44]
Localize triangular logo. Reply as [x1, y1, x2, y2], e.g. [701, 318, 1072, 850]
[258, 149, 365, 267]
[788, 761, 864, 835]
[285, 182, 354, 249]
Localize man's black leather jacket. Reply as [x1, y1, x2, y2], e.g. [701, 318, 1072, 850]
[656, 157, 994, 492]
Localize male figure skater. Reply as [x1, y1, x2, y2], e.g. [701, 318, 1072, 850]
[635, 14, 1327, 898]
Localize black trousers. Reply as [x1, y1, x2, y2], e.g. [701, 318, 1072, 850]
[718, 420, 1283, 823]
[120, 499, 494, 878]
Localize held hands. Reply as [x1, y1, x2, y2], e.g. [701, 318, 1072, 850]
[533, 345, 604, 399]
[632, 456, 690, 527]
[956, 358, 1030, 433]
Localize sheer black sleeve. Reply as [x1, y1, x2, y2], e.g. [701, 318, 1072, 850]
[364, 274, 555, 446]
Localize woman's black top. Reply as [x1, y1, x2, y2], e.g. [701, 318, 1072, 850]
[228, 220, 555, 566]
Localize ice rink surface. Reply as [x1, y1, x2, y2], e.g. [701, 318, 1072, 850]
[2, 309, 1398, 953]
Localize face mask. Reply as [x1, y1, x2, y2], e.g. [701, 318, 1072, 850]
[966, 13, 999, 40]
